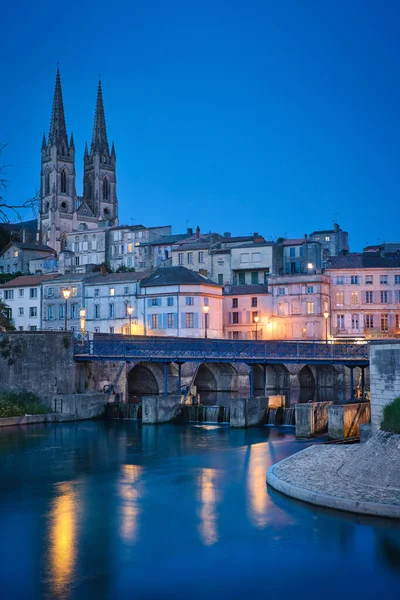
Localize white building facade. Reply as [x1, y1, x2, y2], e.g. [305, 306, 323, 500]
[0, 274, 58, 331]
[138, 267, 223, 338]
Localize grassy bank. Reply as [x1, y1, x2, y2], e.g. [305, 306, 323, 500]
[0, 392, 48, 418]
[381, 397, 400, 434]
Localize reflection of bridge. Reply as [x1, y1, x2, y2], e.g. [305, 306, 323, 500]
[75, 337, 369, 398]
[74, 337, 369, 365]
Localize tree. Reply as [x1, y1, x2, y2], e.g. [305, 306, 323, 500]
[0, 143, 39, 223]
[0, 299, 15, 331]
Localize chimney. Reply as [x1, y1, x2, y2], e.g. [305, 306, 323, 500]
[253, 232, 258, 238]
[187, 227, 193, 236]
[224, 232, 231, 238]
[334, 223, 339, 232]
[196, 226, 200, 239]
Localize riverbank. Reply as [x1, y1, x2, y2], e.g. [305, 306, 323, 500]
[267, 430, 400, 519]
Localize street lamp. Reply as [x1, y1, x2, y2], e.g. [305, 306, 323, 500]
[203, 305, 209, 339]
[323, 311, 330, 343]
[62, 288, 71, 331]
[254, 315, 260, 340]
[127, 305, 134, 335]
[80, 308, 86, 342]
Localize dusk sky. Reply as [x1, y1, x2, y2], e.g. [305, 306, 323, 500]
[1, 0, 399, 250]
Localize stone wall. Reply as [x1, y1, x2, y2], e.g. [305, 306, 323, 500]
[0, 332, 79, 406]
[370, 341, 400, 427]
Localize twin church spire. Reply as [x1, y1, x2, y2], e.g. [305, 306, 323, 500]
[39, 69, 118, 252]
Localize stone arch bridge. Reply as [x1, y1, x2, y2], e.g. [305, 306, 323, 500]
[76, 336, 369, 402]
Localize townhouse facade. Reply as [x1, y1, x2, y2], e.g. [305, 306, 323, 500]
[268, 273, 330, 340]
[138, 267, 223, 338]
[84, 272, 149, 334]
[327, 252, 400, 339]
[223, 285, 272, 339]
[0, 274, 58, 331]
[41, 274, 92, 331]
[0, 242, 55, 275]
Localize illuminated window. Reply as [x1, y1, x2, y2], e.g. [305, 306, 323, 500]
[351, 291, 359, 305]
[307, 302, 314, 314]
[151, 314, 159, 329]
[167, 313, 174, 328]
[381, 314, 389, 332]
[13, 250, 18, 258]
[109, 288, 115, 296]
[365, 315, 374, 329]
[71, 287, 77, 297]
[336, 292, 344, 305]
[128, 243, 133, 253]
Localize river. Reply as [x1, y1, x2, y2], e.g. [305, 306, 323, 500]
[0, 421, 399, 599]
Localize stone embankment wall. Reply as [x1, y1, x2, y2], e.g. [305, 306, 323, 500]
[0, 332, 123, 408]
[370, 341, 400, 427]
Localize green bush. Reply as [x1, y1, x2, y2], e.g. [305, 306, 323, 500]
[381, 397, 400, 434]
[0, 392, 48, 418]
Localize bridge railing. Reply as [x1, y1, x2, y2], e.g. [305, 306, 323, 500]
[73, 337, 369, 362]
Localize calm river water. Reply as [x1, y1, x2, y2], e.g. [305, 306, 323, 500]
[0, 421, 399, 600]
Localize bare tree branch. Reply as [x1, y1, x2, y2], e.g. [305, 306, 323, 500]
[0, 143, 39, 224]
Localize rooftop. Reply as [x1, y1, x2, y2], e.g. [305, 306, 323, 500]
[327, 252, 400, 269]
[0, 274, 59, 288]
[140, 266, 221, 288]
[0, 242, 55, 255]
[223, 285, 270, 296]
[86, 271, 151, 285]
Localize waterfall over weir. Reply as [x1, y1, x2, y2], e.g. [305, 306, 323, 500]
[182, 405, 230, 424]
[265, 407, 295, 426]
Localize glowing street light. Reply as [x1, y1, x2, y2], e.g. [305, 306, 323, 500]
[62, 288, 71, 331]
[127, 305, 134, 335]
[79, 307, 86, 341]
[254, 315, 260, 340]
[203, 305, 209, 339]
[323, 311, 330, 344]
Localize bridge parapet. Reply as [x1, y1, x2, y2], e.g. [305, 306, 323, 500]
[74, 337, 369, 365]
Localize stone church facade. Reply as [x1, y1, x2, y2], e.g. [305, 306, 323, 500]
[38, 70, 118, 253]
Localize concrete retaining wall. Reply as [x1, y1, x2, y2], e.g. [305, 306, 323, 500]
[369, 342, 400, 427]
[51, 393, 107, 419]
[295, 401, 333, 438]
[229, 397, 269, 428]
[328, 402, 371, 439]
[142, 395, 183, 424]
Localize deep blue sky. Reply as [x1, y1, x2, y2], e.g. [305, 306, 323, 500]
[1, 0, 399, 250]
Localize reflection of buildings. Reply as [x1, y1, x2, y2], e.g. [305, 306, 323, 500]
[246, 444, 270, 529]
[49, 482, 77, 599]
[197, 468, 220, 546]
[118, 464, 143, 543]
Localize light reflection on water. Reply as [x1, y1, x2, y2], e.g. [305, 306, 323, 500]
[48, 482, 77, 599]
[0, 421, 399, 600]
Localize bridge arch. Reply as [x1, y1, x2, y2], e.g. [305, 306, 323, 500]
[194, 362, 239, 392]
[299, 365, 316, 388]
[315, 364, 340, 387]
[127, 363, 160, 400]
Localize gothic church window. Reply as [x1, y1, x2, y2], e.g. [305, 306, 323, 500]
[45, 172, 50, 195]
[103, 177, 109, 200]
[61, 169, 67, 194]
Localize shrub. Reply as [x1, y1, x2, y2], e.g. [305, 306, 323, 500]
[381, 397, 400, 434]
[0, 391, 48, 418]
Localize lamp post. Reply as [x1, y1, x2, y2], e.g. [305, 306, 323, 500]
[127, 305, 134, 335]
[62, 288, 71, 331]
[323, 311, 330, 343]
[254, 315, 259, 340]
[80, 308, 86, 343]
[203, 305, 209, 339]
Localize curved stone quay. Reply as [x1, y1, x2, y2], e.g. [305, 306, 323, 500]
[267, 431, 400, 519]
